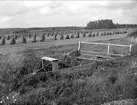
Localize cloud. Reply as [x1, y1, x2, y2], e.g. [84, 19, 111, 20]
[106, 0, 137, 10]
[0, 0, 136, 28]
[0, 1, 28, 16]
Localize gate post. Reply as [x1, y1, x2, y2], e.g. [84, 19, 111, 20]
[107, 43, 110, 54]
[78, 41, 81, 51]
[129, 44, 132, 55]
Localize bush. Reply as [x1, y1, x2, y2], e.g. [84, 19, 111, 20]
[60, 35, 64, 40]
[32, 35, 37, 43]
[40, 34, 45, 42]
[22, 37, 27, 44]
[66, 35, 70, 39]
[1, 37, 6, 45]
[10, 38, 16, 45]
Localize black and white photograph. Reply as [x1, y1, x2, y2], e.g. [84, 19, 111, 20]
[0, 0, 137, 105]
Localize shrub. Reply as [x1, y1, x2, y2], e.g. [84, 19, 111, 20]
[10, 38, 16, 45]
[60, 35, 64, 40]
[66, 35, 70, 39]
[7, 35, 10, 40]
[1, 37, 5, 45]
[40, 34, 45, 42]
[32, 35, 37, 43]
[22, 37, 27, 44]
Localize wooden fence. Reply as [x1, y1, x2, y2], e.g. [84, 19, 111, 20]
[78, 41, 132, 57]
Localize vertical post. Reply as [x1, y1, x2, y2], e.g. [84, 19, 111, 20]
[107, 43, 110, 56]
[78, 41, 81, 51]
[107, 43, 110, 54]
[129, 44, 132, 55]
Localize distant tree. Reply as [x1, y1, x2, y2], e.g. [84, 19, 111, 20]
[32, 35, 37, 43]
[86, 19, 137, 29]
[7, 35, 10, 40]
[66, 35, 70, 39]
[1, 37, 5, 45]
[40, 34, 45, 42]
[22, 37, 27, 44]
[10, 38, 16, 45]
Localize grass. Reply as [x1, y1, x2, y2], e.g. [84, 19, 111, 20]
[0, 29, 137, 105]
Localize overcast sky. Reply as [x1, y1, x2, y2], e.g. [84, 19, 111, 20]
[0, 0, 137, 28]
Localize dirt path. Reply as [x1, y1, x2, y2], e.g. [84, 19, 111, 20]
[0, 34, 127, 54]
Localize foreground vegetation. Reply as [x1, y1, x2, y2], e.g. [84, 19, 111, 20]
[0, 37, 137, 105]
[0, 29, 136, 105]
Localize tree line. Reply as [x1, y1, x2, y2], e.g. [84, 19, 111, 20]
[86, 19, 137, 29]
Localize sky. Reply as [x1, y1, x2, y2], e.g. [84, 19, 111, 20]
[0, 0, 137, 28]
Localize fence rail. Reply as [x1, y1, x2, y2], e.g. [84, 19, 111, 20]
[78, 41, 132, 58]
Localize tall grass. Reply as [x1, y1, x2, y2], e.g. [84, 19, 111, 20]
[1, 43, 137, 105]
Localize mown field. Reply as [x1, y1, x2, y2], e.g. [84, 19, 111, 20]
[0, 29, 137, 105]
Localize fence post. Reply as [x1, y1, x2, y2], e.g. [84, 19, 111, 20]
[78, 41, 81, 50]
[107, 43, 110, 55]
[129, 44, 132, 55]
